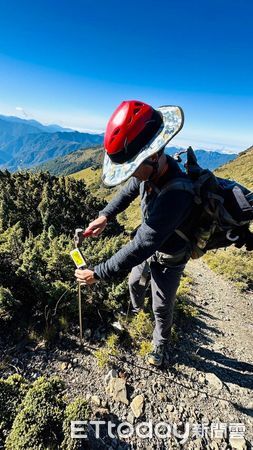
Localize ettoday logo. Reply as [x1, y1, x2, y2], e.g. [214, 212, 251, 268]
[71, 420, 246, 443]
[71, 420, 191, 443]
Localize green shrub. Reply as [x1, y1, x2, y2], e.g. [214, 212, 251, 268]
[0, 287, 21, 323]
[175, 273, 198, 322]
[61, 398, 90, 450]
[176, 273, 193, 298]
[0, 221, 129, 340]
[105, 278, 129, 311]
[5, 376, 66, 450]
[94, 333, 120, 368]
[0, 170, 127, 340]
[0, 374, 93, 449]
[128, 310, 153, 342]
[0, 374, 28, 445]
[137, 340, 153, 357]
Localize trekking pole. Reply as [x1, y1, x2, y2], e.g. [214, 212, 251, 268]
[70, 227, 94, 343]
[78, 280, 83, 342]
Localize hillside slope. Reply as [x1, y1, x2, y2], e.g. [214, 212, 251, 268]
[33, 146, 104, 176]
[215, 145, 253, 190]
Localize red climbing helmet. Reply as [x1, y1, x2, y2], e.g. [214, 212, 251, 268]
[104, 100, 163, 164]
[102, 100, 184, 186]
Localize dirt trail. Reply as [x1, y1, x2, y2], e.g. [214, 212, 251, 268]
[179, 258, 253, 447]
[186, 258, 252, 365]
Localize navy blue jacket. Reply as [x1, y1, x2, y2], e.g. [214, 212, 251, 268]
[93, 156, 194, 280]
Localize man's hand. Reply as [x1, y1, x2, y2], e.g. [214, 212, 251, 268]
[87, 215, 108, 237]
[75, 269, 98, 285]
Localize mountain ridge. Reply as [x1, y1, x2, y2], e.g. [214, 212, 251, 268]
[0, 114, 104, 171]
[0, 114, 74, 133]
[33, 146, 238, 177]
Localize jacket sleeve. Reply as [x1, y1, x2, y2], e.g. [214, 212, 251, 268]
[94, 189, 194, 280]
[98, 177, 141, 220]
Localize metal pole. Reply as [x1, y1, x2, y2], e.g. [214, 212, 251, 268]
[78, 281, 83, 343]
[74, 227, 90, 344]
[51, 229, 90, 344]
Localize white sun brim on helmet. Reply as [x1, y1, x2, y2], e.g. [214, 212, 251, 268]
[102, 105, 184, 187]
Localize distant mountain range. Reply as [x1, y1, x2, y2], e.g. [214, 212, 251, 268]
[0, 114, 104, 170]
[0, 113, 239, 173]
[0, 114, 74, 134]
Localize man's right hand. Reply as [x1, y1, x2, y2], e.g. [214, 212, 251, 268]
[87, 215, 108, 237]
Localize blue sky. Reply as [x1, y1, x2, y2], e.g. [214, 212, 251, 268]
[0, 0, 252, 152]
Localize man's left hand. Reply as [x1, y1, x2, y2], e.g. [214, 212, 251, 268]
[75, 269, 98, 285]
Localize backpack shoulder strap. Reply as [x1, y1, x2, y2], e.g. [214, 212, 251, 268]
[158, 177, 195, 197]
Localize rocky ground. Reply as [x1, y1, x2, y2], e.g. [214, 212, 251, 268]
[1, 259, 252, 449]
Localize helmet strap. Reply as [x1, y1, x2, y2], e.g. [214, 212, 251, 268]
[143, 159, 159, 182]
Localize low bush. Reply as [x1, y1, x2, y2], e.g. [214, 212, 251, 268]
[0, 374, 28, 445]
[5, 376, 65, 450]
[61, 398, 90, 450]
[204, 246, 253, 291]
[94, 333, 120, 368]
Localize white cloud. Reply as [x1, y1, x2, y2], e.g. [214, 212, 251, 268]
[15, 106, 29, 117]
[73, 127, 105, 134]
[172, 136, 244, 153]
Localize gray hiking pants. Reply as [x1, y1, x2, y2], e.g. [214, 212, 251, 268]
[128, 258, 186, 346]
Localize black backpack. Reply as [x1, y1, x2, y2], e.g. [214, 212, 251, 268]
[161, 147, 253, 258]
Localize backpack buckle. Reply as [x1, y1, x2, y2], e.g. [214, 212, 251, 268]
[226, 229, 239, 242]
